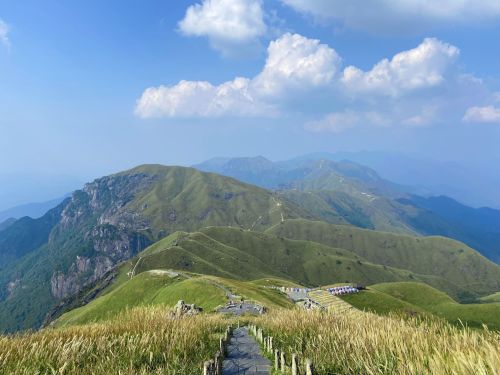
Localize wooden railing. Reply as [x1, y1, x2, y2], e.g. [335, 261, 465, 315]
[202, 325, 232, 375]
[249, 324, 314, 375]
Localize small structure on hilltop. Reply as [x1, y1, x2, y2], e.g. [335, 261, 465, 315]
[172, 300, 203, 317]
[217, 300, 267, 315]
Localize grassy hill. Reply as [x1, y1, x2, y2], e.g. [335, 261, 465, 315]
[131, 227, 455, 288]
[480, 292, 500, 303]
[196, 156, 500, 263]
[100, 225, 498, 302]
[267, 219, 500, 299]
[0, 165, 310, 333]
[115, 165, 309, 236]
[55, 271, 293, 327]
[342, 282, 500, 330]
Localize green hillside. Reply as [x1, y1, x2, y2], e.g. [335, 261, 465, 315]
[121, 226, 487, 299]
[480, 292, 500, 303]
[0, 204, 63, 269]
[0, 165, 309, 333]
[344, 282, 500, 330]
[267, 219, 500, 298]
[196, 156, 500, 263]
[55, 271, 292, 327]
[115, 165, 309, 236]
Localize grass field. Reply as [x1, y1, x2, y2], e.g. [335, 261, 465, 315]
[255, 309, 500, 374]
[342, 282, 500, 330]
[481, 292, 500, 303]
[267, 219, 500, 298]
[3, 290, 500, 374]
[128, 226, 486, 301]
[1, 307, 230, 375]
[55, 272, 293, 327]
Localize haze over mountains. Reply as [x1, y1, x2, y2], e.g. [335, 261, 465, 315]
[196, 152, 500, 209]
[0, 157, 499, 333]
[196, 155, 500, 263]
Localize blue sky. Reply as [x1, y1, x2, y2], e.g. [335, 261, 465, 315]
[1, 0, 500, 197]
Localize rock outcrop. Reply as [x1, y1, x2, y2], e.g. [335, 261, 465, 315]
[172, 300, 203, 317]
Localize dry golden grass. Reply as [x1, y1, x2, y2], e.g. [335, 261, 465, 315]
[254, 309, 500, 375]
[0, 307, 229, 375]
[1, 306, 499, 374]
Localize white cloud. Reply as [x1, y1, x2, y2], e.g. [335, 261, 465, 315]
[178, 0, 266, 54]
[0, 19, 9, 48]
[342, 38, 459, 96]
[280, 0, 500, 33]
[137, 33, 489, 130]
[463, 106, 500, 123]
[135, 33, 339, 118]
[135, 78, 273, 118]
[253, 33, 340, 96]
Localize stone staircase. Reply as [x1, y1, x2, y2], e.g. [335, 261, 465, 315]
[307, 290, 354, 313]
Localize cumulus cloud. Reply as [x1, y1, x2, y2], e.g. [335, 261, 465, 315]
[178, 0, 266, 54]
[135, 78, 273, 118]
[342, 38, 459, 96]
[253, 33, 340, 96]
[135, 33, 338, 118]
[0, 19, 9, 48]
[136, 33, 485, 129]
[280, 0, 500, 33]
[463, 106, 500, 123]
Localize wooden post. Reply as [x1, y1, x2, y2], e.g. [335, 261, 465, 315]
[280, 351, 286, 372]
[203, 360, 215, 375]
[215, 352, 222, 375]
[305, 359, 314, 375]
[291, 354, 298, 375]
[220, 337, 226, 357]
[203, 361, 211, 375]
[269, 337, 273, 353]
[274, 349, 280, 370]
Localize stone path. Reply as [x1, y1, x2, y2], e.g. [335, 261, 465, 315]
[218, 302, 264, 316]
[222, 327, 271, 375]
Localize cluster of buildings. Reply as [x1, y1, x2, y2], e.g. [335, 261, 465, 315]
[326, 285, 359, 295]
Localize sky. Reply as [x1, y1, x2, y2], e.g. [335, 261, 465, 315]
[1, 0, 500, 208]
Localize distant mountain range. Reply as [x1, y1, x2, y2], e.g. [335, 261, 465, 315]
[0, 160, 499, 333]
[0, 196, 67, 223]
[0, 165, 308, 332]
[195, 156, 500, 263]
[288, 151, 500, 209]
[0, 174, 83, 213]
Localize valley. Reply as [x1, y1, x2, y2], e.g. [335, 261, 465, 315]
[0, 159, 498, 374]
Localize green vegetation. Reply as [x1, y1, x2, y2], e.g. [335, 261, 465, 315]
[267, 219, 500, 298]
[55, 271, 292, 327]
[256, 309, 500, 374]
[0, 165, 309, 333]
[116, 164, 308, 236]
[0, 204, 62, 269]
[481, 292, 500, 303]
[0, 307, 229, 375]
[342, 282, 500, 330]
[56, 273, 224, 326]
[130, 227, 460, 292]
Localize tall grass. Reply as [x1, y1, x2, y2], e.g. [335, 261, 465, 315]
[0, 307, 229, 375]
[254, 309, 500, 374]
[1, 307, 499, 374]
